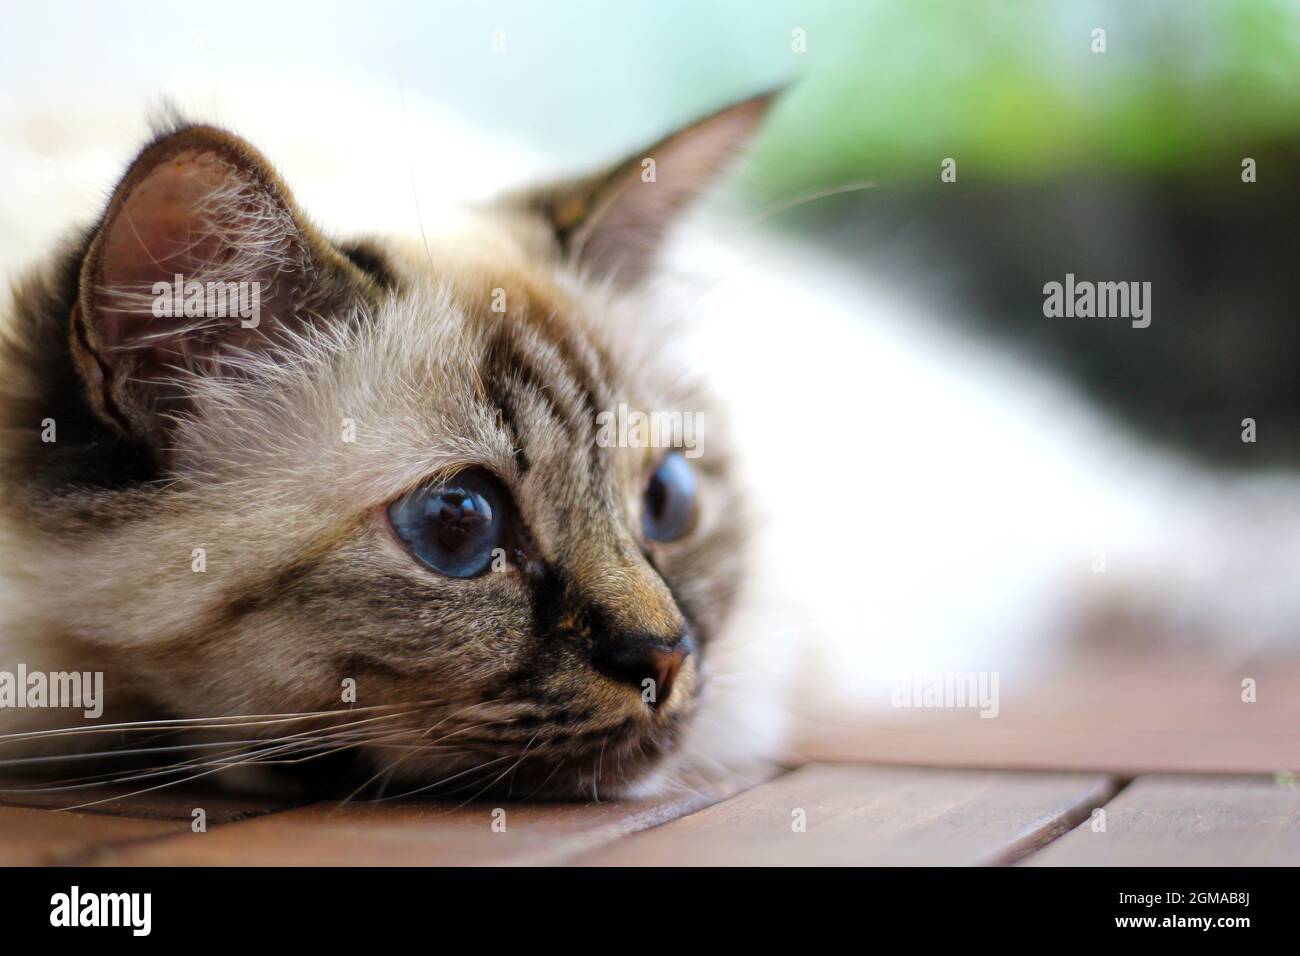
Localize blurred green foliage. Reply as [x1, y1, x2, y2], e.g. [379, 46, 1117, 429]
[749, 0, 1300, 195]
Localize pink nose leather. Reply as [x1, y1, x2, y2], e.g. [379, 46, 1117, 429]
[646, 642, 690, 705]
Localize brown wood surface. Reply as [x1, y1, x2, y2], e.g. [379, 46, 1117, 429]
[573, 764, 1117, 866]
[794, 656, 1300, 775]
[6, 767, 1296, 866]
[93, 767, 773, 866]
[0, 804, 191, 865]
[1024, 775, 1300, 866]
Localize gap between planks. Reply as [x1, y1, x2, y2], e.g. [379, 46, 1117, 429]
[1021, 775, 1300, 866]
[571, 765, 1120, 866]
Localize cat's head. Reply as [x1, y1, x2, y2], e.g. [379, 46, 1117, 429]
[0, 96, 771, 798]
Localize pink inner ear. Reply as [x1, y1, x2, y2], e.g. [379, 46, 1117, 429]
[91, 147, 298, 359]
[568, 95, 769, 284]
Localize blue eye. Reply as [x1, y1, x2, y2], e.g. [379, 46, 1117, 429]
[643, 451, 697, 543]
[388, 469, 504, 578]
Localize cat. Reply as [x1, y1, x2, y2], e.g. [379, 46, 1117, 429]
[5, 80, 1298, 806]
[0, 94, 785, 800]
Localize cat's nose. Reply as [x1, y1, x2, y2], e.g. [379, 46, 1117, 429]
[593, 631, 694, 706]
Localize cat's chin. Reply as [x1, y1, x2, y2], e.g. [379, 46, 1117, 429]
[352, 716, 692, 802]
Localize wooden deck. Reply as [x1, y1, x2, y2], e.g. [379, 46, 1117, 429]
[3, 652, 1297, 866]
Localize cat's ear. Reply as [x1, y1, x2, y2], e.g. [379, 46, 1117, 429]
[513, 92, 775, 285]
[73, 124, 373, 446]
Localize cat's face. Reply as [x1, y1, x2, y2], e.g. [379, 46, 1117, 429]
[0, 99, 768, 797]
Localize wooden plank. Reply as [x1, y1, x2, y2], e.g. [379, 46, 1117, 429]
[1024, 774, 1300, 866]
[572, 764, 1118, 866]
[795, 655, 1300, 775]
[0, 804, 191, 865]
[93, 767, 776, 865]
